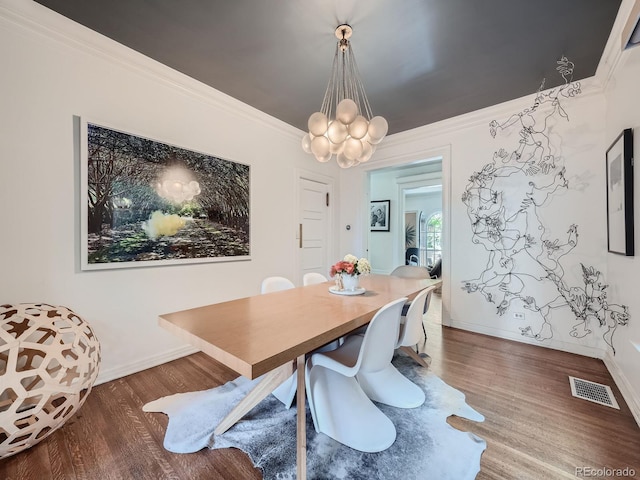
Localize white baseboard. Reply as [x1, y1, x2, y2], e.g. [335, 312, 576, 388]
[603, 351, 640, 428]
[449, 319, 603, 358]
[95, 344, 199, 386]
[93, 324, 640, 429]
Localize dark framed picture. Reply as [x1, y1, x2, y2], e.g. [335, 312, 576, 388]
[80, 119, 251, 270]
[606, 128, 634, 256]
[370, 200, 390, 232]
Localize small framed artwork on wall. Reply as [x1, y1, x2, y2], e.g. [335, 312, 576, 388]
[606, 128, 634, 256]
[370, 200, 390, 232]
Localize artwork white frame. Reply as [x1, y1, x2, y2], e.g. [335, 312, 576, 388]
[80, 118, 251, 270]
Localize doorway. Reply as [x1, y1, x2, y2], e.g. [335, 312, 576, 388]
[400, 175, 442, 269]
[364, 149, 450, 326]
[367, 161, 443, 272]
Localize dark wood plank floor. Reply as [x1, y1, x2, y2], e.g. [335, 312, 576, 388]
[2, 300, 639, 479]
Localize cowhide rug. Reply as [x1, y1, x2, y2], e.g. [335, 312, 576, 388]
[143, 354, 486, 479]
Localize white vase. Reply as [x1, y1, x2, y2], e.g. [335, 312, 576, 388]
[342, 274, 359, 291]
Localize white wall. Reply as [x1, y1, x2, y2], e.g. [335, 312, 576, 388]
[405, 193, 441, 221]
[347, 48, 639, 418]
[0, 1, 339, 383]
[604, 44, 640, 419]
[454, 94, 611, 356]
[368, 172, 395, 273]
[341, 86, 623, 360]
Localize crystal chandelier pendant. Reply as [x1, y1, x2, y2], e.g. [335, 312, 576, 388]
[302, 24, 388, 168]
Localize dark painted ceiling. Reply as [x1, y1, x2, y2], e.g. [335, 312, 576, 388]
[35, 0, 622, 135]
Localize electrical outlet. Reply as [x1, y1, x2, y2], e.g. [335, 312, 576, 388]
[513, 312, 525, 320]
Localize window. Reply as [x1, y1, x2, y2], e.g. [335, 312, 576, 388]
[421, 211, 442, 267]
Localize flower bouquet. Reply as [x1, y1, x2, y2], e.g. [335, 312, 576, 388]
[330, 254, 371, 291]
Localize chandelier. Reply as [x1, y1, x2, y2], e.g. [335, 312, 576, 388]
[302, 24, 388, 168]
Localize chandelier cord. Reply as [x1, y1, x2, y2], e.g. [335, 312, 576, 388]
[320, 40, 374, 121]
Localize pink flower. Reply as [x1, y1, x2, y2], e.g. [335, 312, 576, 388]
[330, 258, 364, 277]
[329, 255, 371, 277]
[330, 260, 350, 277]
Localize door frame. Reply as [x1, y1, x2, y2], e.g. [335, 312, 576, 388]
[397, 173, 443, 268]
[361, 145, 452, 326]
[294, 168, 336, 285]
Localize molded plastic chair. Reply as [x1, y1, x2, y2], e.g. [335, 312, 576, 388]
[304, 272, 344, 354]
[260, 276, 295, 294]
[390, 265, 435, 338]
[390, 265, 431, 279]
[305, 297, 407, 452]
[344, 290, 435, 410]
[397, 286, 436, 370]
[261, 276, 297, 407]
[303, 272, 328, 286]
[351, 290, 434, 409]
[263, 274, 338, 408]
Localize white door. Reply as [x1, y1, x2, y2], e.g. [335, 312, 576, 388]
[298, 178, 331, 283]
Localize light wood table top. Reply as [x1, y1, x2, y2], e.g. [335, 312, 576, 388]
[159, 274, 440, 379]
[158, 273, 440, 480]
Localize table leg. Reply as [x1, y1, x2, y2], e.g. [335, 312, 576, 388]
[400, 345, 431, 369]
[214, 361, 294, 436]
[296, 354, 307, 480]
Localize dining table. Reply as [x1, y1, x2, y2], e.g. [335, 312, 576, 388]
[158, 273, 441, 479]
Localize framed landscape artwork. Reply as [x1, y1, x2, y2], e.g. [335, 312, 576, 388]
[80, 120, 251, 270]
[370, 200, 390, 232]
[606, 128, 634, 256]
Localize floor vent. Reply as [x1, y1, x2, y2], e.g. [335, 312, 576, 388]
[569, 376, 619, 409]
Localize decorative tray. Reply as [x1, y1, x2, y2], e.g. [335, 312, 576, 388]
[329, 286, 366, 296]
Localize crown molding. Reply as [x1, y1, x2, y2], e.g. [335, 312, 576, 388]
[621, 0, 640, 50]
[595, 0, 639, 91]
[0, 0, 302, 142]
[375, 76, 603, 155]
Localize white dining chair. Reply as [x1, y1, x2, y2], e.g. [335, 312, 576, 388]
[390, 265, 431, 279]
[345, 288, 435, 409]
[260, 276, 295, 294]
[305, 297, 407, 452]
[397, 286, 436, 369]
[390, 265, 434, 340]
[302, 272, 328, 286]
[263, 274, 340, 409]
[261, 276, 297, 407]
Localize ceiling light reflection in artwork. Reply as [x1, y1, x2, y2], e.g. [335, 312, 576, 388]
[155, 166, 201, 203]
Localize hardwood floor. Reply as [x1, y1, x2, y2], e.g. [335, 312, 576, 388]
[2, 297, 639, 479]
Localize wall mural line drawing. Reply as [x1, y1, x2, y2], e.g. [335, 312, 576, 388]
[461, 57, 629, 353]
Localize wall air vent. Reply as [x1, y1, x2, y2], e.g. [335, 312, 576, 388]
[569, 376, 620, 409]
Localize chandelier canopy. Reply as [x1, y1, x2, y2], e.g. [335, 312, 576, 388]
[302, 24, 388, 168]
